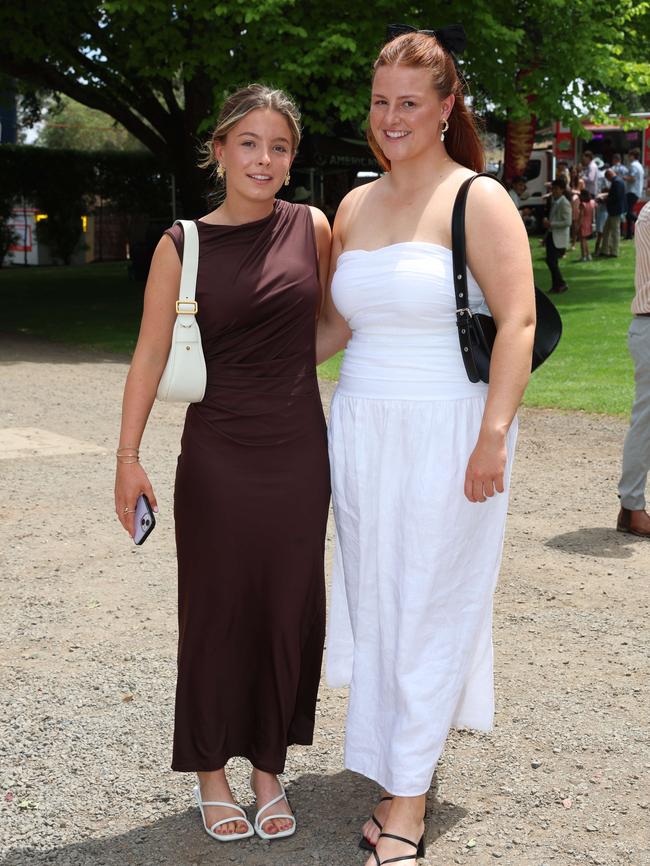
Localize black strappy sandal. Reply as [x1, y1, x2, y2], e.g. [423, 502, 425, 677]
[371, 831, 425, 864]
[359, 796, 394, 851]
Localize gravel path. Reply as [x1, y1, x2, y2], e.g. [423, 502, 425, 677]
[1, 334, 648, 866]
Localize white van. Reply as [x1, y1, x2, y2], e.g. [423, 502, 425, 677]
[520, 147, 555, 231]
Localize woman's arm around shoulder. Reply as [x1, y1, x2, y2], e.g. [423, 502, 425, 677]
[314, 189, 366, 364]
[462, 175, 536, 502]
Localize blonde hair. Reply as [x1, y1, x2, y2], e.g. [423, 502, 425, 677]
[199, 84, 302, 181]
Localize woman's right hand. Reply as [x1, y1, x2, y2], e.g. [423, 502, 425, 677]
[114, 462, 158, 538]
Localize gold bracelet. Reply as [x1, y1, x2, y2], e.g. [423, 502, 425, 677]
[117, 456, 140, 464]
[116, 447, 140, 456]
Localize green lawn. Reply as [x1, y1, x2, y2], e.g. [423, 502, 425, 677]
[0, 261, 141, 355]
[525, 239, 635, 415]
[0, 239, 638, 415]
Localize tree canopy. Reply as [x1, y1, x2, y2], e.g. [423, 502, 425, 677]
[1, 0, 649, 214]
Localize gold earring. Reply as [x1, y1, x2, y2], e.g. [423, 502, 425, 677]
[285, 172, 291, 187]
[216, 163, 225, 179]
[440, 119, 449, 142]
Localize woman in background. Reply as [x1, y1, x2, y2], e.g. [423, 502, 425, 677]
[577, 189, 596, 261]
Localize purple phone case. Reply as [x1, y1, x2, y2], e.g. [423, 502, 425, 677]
[134, 494, 156, 545]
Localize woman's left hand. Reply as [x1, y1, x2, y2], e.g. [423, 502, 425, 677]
[464, 430, 508, 503]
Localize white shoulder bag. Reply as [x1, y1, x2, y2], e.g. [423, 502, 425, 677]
[156, 219, 207, 403]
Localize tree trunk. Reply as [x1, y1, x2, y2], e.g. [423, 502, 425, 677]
[174, 157, 211, 219]
[173, 75, 216, 218]
[503, 114, 537, 184]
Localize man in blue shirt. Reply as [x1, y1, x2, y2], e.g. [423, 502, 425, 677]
[599, 169, 627, 257]
[624, 148, 645, 240]
[610, 153, 625, 177]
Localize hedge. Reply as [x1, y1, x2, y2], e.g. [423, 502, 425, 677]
[0, 145, 172, 264]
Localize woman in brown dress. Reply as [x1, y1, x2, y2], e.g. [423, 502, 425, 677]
[114, 85, 331, 842]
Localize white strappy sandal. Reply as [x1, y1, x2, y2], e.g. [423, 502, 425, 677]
[193, 784, 254, 842]
[251, 777, 297, 840]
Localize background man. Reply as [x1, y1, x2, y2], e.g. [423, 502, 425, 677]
[556, 160, 571, 186]
[508, 175, 536, 232]
[599, 169, 626, 258]
[610, 152, 627, 179]
[508, 175, 528, 208]
[581, 149, 599, 197]
[624, 148, 645, 240]
[617, 201, 650, 537]
[543, 177, 572, 293]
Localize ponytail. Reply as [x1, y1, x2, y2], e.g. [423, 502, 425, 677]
[368, 32, 484, 173]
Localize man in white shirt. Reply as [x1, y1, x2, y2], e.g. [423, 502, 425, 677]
[624, 148, 645, 240]
[617, 202, 650, 536]
[581, 149, 599, 196]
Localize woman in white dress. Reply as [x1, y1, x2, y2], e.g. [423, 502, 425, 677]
[317, 26, 535, 866]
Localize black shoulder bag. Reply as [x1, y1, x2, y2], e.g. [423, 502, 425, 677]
[452, 172, 563, 384]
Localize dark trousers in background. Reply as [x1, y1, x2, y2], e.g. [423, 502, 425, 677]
[626, 193, 639, 239]
[602, 214, 621, 257]
[545, 233, 566, 290]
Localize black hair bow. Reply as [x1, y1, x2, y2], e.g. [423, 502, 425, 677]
[385, 22, 467, 57]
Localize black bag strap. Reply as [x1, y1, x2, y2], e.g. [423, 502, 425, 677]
[451, 170, 503, 313]
[452, 171, 503, 380]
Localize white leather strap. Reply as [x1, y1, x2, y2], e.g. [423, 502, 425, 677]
[256, 788, 286, 820]
[199, 800, 247, 816]
[195, 790, 252, 836]
[258, 811, 296, 831]
[173, 219, 199, 305]
[255, 787, 295, 830]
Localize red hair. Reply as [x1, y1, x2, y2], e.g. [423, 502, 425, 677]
[367, 32, 484, 173]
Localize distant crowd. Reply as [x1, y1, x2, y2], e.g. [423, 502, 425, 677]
[508, 149, 646, 294]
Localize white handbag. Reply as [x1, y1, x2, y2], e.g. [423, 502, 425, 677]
[156, 220, 207, 403]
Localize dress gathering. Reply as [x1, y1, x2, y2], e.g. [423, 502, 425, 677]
[326, 242, 517, 796]
[165, 198, 331, 775]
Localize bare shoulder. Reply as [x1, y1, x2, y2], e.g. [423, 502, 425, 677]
[308, 206, 332, 265]
[467, 173, 511, 205]
[337, 180, 377, 215]
[308, 205, 332, 238]
[153, 231, 183, 267]
[142, 232, 181, 306]
[464, 174, 522, 233]
[333, 180, 380, 237]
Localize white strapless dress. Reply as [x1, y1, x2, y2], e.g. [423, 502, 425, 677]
[326, 242, 517, 796]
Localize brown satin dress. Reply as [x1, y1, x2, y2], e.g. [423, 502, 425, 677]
[164, 199, 330, 774]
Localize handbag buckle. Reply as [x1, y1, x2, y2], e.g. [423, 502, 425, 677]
[176, 299, 198, 315]
[456, 307, 473, 323]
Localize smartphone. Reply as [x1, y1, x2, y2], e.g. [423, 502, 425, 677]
[133, 494, 156, 545]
